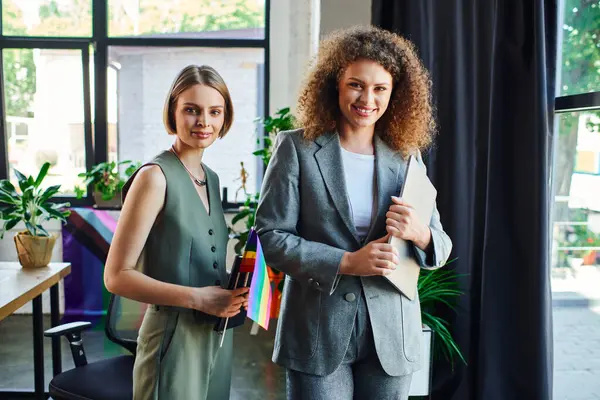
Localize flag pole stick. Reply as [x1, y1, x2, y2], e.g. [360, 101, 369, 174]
[219, 272, 242, 348]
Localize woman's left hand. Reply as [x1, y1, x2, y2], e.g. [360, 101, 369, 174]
[385, 196, 432, 251]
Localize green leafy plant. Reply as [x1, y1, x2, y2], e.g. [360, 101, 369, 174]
[230, 107, 296, 254]
[231, 192, 260, 255]
[251, 107, 296, 167]
[75, 160, 140, 201]
[418, 258, 467, 368]
[0, 162, 71, 238]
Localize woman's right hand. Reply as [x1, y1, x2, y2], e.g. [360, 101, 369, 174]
[192, 286, 249, 318]
[339, 235, 399, 276]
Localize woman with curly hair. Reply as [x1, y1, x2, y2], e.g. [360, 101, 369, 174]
[255, 26, 452, 399]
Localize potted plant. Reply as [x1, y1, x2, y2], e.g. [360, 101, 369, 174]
[74, 160, 139, 208]
[410, 261, 466, 396]
[0, 162, 71, 268]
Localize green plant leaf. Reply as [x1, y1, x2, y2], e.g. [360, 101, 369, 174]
[232, 209, 252, 225]
[0, 190, 18, 205]
[276, 107, 290, 116]
[35, 224, 49, 237]
[51, 202, 71, 210]
[4, 218, 20, 232]
[41, 204, 68, 221]
[234, 238, 246, 255]
[0, 203, 18, 215]
[34, 162, 50, 187]
[39, 185, 61, 203]
[23, 208, 31, 221]
[0, 218, 18, 239]
[90, 163, 106, 175]
[416, 265, 467, 369]
[25, 221, 36, 236]
[74, 186, 86, 199]
[0, 180, 18, 197]
[13, 168, 27, 183]
[101, 190, 116, 201]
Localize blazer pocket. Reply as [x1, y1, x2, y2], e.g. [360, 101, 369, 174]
[278, 278, 321, 360]
[400, 295, 422, 363]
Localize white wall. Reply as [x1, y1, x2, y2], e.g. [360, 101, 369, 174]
[269, 0, 373, 115]
[114, 47, 264, 197]
[269, 0, 320, 115]
[319, 0, 372, 39]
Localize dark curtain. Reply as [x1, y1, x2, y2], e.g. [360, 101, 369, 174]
[372, 1, 556, 399]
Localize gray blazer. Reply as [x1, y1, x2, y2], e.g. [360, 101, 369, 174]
[255, 129, 452, 377]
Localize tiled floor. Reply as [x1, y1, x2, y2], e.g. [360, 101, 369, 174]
[0, 316, 285, 399]
[553, 306, 600, 400]
[1, 305, 599, 399]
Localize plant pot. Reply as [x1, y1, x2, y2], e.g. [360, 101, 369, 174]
[409, 326, 433, 396]
[13, 231, 57, 268]
[583, 250, 597, 266]
[93, 190, 122, 208]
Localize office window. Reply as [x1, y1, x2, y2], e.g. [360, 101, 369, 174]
[108, 0, 265, 39]
[2, 48, 89, 194]
[0, 0, 269, 206]
[558, 0, 600, 96]
[2, 0, 92, 37]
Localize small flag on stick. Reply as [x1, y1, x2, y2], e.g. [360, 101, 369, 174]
[243, 229, 272, 330]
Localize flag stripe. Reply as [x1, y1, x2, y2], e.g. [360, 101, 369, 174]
[245, 230, 271, 330]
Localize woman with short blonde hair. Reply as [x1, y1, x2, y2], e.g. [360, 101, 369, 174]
[105, 64, 247, 400]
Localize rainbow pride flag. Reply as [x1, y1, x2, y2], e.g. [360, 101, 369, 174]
[241, 229, 272, 330]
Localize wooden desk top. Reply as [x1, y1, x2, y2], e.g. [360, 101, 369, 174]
[0, 262, 71, 321]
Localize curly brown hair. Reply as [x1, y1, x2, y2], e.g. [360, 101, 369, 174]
[297, 25, 435, 153]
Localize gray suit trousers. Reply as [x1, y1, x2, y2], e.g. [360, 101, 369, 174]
[286, 283, 413, 400]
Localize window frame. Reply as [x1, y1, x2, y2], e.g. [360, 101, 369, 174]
[0, 0, 270, 210]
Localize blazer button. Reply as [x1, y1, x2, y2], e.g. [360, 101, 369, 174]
[213, 262, 218, 269]
[344, 293, 356, 302]
[307, 278, 314, 284]
[211, 246, 216, 252]
[209, 229, 214, 235]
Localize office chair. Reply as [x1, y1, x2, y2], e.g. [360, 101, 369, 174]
[44, 294, 146, 400]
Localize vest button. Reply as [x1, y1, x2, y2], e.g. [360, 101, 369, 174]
[211, 246, 216, 252]
[209, 229, 214, 235]
[213, 262, 218, 269]
[344, 293, 356, 302]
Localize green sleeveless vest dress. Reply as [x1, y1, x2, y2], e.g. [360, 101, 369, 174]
[125, 150, 233, 400]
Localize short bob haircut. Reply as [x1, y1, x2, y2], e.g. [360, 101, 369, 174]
[297, 25, 435, 154]
[163, 64, 234, 138]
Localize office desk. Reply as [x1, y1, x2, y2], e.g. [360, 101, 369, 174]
[0, 262, 71, 399]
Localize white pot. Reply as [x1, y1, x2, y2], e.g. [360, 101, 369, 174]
[409, 326, 433, 396]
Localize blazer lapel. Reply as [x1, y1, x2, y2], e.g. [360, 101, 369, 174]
[364, 135, 407, 243]
[314, 133, 361, 245]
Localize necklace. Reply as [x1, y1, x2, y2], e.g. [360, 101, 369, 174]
[170, 145, 207, 187]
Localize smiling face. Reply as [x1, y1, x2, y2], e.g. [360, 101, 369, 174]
[173, 83, 225, 150]
[337, 58, 394, 134]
